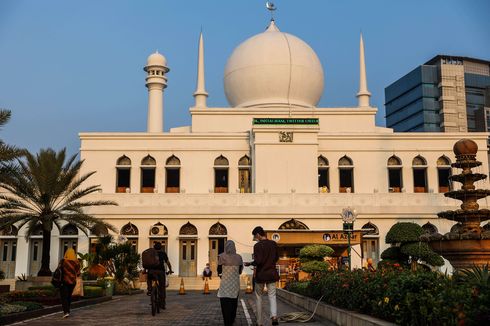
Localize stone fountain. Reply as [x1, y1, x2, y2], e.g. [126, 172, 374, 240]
[426, 139, 490, 269]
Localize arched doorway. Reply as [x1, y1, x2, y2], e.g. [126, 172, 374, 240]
[121, 222, 139, 252]
[149, 222, 168, 253]
[179, 222, 198, 277]
[0, 225, 18, 279]
[208, 222, 227, 275]
[59, 224, 78, 260]
[361, 222, 379, 266]
[28, 224, 43, 276]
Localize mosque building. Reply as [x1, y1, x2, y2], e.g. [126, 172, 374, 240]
[1, 18, 488, 286]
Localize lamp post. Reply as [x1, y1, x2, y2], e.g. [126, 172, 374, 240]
[341, 207, 357, 271]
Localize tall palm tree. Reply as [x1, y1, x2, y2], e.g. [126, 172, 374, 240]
[0, 109, 24, 162]
[0, 148, 117, 276]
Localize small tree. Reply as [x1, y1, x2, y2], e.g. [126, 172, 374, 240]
[381, 222, 444, 271]
[299, 244, 334, 274]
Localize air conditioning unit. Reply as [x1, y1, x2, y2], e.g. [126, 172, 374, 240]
[388, 187, 394, 193]
[150, 225, 166, 236]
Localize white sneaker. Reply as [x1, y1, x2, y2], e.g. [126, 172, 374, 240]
[63, 313, 70, 318]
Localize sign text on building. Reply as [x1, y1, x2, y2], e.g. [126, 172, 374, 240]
[253, 118, 319, 125]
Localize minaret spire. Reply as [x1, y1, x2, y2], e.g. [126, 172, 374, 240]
[193, 32, 208, 108]
[357, 33, 371, 107]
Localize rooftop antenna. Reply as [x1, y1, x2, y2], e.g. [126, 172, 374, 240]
[266, 1, 276, 21]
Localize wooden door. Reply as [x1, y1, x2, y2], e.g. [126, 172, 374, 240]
[0, 239, 16, 278]
[29, 239, 42, 276]
[60, 239, 78, 260]
[179, 239, 197, 277]
[209, 238, 225, 275]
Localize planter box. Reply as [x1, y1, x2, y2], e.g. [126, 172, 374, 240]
[277, 289, 396, 326]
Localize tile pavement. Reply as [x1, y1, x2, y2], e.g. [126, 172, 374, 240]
[11, 290, 331, 326]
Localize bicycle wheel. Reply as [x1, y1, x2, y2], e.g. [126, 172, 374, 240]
[151, 285, 158, 316]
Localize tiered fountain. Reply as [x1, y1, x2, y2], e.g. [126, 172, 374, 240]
[426, 139, 490, 269]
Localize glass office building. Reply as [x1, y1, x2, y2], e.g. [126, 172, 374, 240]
[385, 55, 490, 133]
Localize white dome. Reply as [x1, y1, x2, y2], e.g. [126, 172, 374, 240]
[224, 21, 324, 108]
[146, 51, 167, 67]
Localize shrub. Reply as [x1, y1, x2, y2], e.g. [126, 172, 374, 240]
[287, 269, 490, 325]
[386, 222, 424, 243]
[5, 289, 57, 301]
[300, 261, 330, 274]
[0, 303, 27, 316]
[298, 245, 333, 275]
[83, 286, 104, 298]
[11, 301, 44, 311]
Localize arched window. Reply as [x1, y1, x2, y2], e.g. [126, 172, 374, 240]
[279, 219, 309, 230]
[121, 222, 139, 252]
[209, 222, 227, 235]
[149, 222, 168, 236]
[30, 224, 43, 236]
[149, 222, 168, 253]
[387, 156, 402, 193]
[121, 222, 139, 236]
[141, 155, 156, 193]
[0, 225, 18, 236]
[318, 156, 330, 193]
[90, 224, 109, 236]
[165, 155, 181, 193]
[412, 155, 428, 193]
[361, 222, 379, 236]
[238, 155, 251, 193]
[339, 156, 354, 193]
[437, 156, 452, 193]
[361, 222, 379, 266]
[214, 155, 229, 193]
[422, 222, 438, 235]
[179, 222, 198, 235]
[61, 224, 78, 236]
[116, 155, 131, 193]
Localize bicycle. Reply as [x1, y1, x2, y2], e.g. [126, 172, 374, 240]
[149, 270, 173, 316]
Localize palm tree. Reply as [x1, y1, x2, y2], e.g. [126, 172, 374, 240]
[0, 148, 117, 276]
[0, 109, 25, 161]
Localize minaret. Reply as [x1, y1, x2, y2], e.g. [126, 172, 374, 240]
[144, 51, 169, 132]
[356, 33, 371, 107]
[193, 32, 208, 108]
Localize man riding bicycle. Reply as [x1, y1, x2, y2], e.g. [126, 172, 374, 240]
[146, 242, 173, 309]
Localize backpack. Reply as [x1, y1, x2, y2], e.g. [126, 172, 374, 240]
[142, 248, 160, 269]
[51, 260, 64, 288]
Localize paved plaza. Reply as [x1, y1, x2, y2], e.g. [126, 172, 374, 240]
[10, 291, 329, 326]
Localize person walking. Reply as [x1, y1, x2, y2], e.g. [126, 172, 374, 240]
[245, 226, 279, 326]
[217, 240, 243, 326]
[146, 242, 173, 309]
[59, 248, 81, 318]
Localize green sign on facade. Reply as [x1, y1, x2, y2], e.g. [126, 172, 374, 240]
[252, 118, 319, 125]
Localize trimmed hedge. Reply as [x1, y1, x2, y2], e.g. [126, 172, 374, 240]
[10, 301, 44, 311]
[386, 222, 424, 243]
[286, 269, 490, 325]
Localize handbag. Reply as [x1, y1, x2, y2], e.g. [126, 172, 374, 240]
[51, 260, 63, 288]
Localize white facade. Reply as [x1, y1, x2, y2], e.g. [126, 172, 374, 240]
[2, 20, 489, 281]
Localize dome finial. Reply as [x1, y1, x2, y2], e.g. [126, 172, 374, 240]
[266, 1, 276, 21]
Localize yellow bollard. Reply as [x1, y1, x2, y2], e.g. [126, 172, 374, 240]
[245, 276, 253, 294]
[203, 277, 210, 294]
[179, 277, 186, 295]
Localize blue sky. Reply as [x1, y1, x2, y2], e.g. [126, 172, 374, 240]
[0, 0, 489, 155]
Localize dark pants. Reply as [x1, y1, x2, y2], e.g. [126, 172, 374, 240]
[147, 270, 166, 307]
[60, 284, 76, 314]
[220, 297, 238, 326]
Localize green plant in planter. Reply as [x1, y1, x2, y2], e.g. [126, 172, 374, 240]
[299, 245, 334, 275]
[381, 222, 443, 271]
[105, 242, 141, 284]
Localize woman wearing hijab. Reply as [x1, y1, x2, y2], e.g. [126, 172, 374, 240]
[217, 240, 243, 326]
[59, 248, 81, 318]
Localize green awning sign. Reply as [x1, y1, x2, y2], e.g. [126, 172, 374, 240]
[253, 118, 319, 125]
